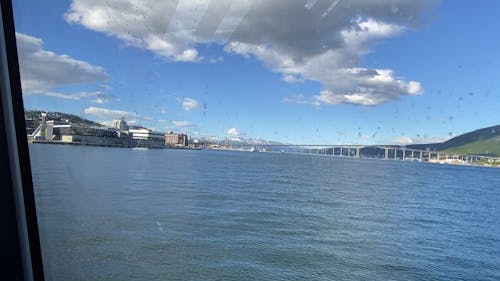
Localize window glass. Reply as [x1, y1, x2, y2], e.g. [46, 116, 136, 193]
[13, 1, 500, 280]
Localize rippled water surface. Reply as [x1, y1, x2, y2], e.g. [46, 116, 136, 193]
[29, 144, 500, 280]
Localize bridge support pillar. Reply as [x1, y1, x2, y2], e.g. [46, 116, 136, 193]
[411, 150, 414, 160]
[394, 148, 397, 160]
[384, 148, 389, 160]
[355, 148, 360, 158]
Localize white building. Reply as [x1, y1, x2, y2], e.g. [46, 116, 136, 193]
[56, 124, 120, 145]
[128, 128, 165, 144]
[112, 117, 128, 131]
[31, 115, 54, 141]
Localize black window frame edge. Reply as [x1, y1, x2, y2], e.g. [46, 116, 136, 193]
[0, 0, 44, 280]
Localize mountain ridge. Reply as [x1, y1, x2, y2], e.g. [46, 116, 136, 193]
[407, 124, 500, 157]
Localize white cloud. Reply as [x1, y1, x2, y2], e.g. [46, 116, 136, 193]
[175, 48, 199, 62]
[65, 0, 206, 62]
[178, 97, 200, 111]
[282, 94, 310, 105]
[390, 136, 414, 145]
[388, 135, 453, 145]
[208, 56, 224, 63]
[65, 0, 435, 106]
[172, 120, 194, 127]
[359, 133, 372, 140]
[16, 32, 108, 94]
[23, 90, 117, 104]
[283, 74, 304, 83]
[87, 92, 119, 104]
[83, 106, 140, 120]
[407, 81, 423, 95]
[227, 127, 240, 136]
[100, 83, 112, 90]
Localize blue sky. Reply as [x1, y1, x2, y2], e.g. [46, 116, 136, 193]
[13, 0, 500, 144]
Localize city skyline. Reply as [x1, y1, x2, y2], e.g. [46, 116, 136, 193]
[13, 0, 500, 145]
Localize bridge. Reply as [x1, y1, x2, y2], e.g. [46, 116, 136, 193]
[223, 144, 500, 164]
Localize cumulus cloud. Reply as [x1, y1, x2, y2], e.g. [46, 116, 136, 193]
[177, 97, 200, 111]
[16, 32, 109, 97]
[172, 120, 195, 127]
[65, 0, 207, 62]
[227, 127, 240, 136]
[64, 0, 435, 106]
[304, 69, 423, 106]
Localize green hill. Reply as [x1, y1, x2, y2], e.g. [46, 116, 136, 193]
[25, 109, 104, 128]
[407, 125, 500, 157]
[443, 136, 500, 157]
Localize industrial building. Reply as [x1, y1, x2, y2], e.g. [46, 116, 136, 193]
[165, 132, 188, 147]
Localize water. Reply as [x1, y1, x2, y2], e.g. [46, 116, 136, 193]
[29, 144, 500, 280]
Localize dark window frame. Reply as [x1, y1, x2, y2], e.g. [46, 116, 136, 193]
[0, 0, 45, 280]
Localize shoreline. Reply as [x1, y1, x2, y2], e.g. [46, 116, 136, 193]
[30, 141, 499, 168]
[30, 140, 202, 150]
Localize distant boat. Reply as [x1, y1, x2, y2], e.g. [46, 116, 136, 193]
[250, 147, 258, 152]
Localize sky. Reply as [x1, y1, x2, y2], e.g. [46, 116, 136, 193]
[12, 0, 500, 145]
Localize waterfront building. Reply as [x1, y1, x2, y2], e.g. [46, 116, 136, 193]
[191, 139, 204, 148]
[31, 113, 54, 141]
[111, 118, 128, 131]
[165, 132, 188, 147]
[25, 117, 38, 135]
[129, 127, 165, 147]
[56, 124, 121, 145]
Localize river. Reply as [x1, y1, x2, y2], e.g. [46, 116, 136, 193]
[29, 144, 500, 280]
